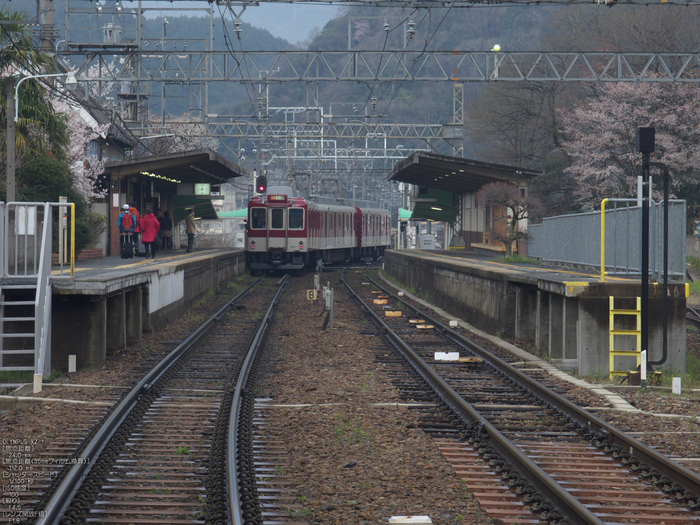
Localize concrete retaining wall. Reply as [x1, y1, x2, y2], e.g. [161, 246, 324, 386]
[51, 251, 246, 371]
[384, 250, 687, 376]
[386, 250, 519, 337]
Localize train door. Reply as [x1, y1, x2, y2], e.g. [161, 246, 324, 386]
[288, 207, 305, 251]
[249, 206, 268, 251]
[268, 207, 286, 249]
[354, 208, 362, 249]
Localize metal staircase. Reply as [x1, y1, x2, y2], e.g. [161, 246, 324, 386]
[0, 203, 74, 391]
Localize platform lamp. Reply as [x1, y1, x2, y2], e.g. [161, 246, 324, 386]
[636, 126, 655, 392]
[6, 71, 77, 202]
[491, 44, 501, 79]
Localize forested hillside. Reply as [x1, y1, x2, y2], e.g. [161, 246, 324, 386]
[9, 1, 700, 219]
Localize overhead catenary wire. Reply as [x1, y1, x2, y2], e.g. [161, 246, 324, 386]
[371, 5, 455, 123]
[217, 3, 260, 120]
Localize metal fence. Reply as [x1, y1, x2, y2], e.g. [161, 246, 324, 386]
[528, 199, 686, 280]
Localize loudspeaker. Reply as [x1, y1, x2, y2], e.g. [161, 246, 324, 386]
[636, 127, 655, 153]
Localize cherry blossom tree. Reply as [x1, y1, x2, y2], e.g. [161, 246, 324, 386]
[476, 182, 543, 257]
[52, 96, 109, 203]
[560, 82, 700, 210]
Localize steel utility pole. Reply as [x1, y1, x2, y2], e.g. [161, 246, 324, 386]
[636, 126, 655, 392]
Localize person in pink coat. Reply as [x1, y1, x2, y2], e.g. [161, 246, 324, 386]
[139, 210, 161, 259]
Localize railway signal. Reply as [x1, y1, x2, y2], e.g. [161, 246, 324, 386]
[256, 175, 267, 194]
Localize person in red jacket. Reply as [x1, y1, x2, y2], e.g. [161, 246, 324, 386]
[139, 209, 161, 259]
[129, 201, 142, 255]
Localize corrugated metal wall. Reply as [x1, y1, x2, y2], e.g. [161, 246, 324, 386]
[529, 200, 686, 280]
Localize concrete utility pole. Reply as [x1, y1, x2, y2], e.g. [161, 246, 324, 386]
[7, 77, 16, 203]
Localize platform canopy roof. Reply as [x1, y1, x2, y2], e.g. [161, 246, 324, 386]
[218, 208, 248, 218]
[388, 151, 541, 195]
[103, 148, 247, 186]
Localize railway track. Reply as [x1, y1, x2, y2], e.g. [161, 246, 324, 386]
[343, 268, 700, 525]
[27, 274, 292, 525]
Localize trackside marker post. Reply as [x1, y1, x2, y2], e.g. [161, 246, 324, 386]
[389, 517, 433, 524]
[672, 377, 682, 394]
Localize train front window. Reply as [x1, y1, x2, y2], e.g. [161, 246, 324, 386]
[251, 208, 266, 229]
[271, 208, 285, 229]
[289, 208, 304, 230]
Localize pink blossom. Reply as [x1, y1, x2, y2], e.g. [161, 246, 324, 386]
[560, 82, 700, 209]
[52, 97, 109, 203]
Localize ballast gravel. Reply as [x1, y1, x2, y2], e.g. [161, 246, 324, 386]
[1, 269, 699, 524]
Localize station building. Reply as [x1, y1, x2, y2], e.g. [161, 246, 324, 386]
[102, 149, 247, 254]
[390, 151, 541, 254]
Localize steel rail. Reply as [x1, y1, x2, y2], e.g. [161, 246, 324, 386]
[228, 274, 291, 525]
[36, 275, 266, 525]
[341, 268, 604, 525]
[364, 269, 700, 502]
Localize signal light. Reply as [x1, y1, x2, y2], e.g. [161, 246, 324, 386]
[256, 175, 267, 193]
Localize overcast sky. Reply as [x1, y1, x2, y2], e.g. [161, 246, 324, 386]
[130, 1, 340, 44]
[242, 4, 340, 44]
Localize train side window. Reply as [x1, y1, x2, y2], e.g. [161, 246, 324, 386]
[251, 208, 266, 229]
[271, 208, 284, 229]
[289, 208, 304, 230]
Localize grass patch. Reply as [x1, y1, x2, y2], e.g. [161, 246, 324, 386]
[688, 256, 700, 274]
[500, 254, 540, 264]
[176, 445, 191, 455]
[581, 354, 700, 391]
[0, 370, 34, 383]
[333, 414, 378, 450]
[0, 368, 63, 384]
[579, 370, 613, 384]
[376, 270, 417, 296]
[656, 352, 700, 390]
[45, 369, 64, 382]
[689, 281, 700, 297]
[288, 508, 314, 518]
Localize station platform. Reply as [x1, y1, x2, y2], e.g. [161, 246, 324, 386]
[50, 248, 246, 371]
[384, 249, 687, 376]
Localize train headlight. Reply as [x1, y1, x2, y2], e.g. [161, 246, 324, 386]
[299, 241, 304, 249]
[251, 240, 255, 249]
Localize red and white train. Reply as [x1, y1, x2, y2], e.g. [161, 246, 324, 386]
[247, 186, 391, 270]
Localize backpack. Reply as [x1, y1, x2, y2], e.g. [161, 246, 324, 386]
[121, 212, 135, 232]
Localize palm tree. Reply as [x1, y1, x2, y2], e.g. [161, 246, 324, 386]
[1, 6, 69, 197]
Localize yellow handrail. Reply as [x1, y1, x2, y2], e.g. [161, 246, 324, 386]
[601, 198, 608, 282]
[70, 203, 75, 279]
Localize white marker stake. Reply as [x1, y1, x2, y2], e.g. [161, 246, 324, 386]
[672, 377, 682, 395]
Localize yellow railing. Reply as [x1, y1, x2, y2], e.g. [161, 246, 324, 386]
[70, 203, 75, 279]
[601, 198, 608, 282]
